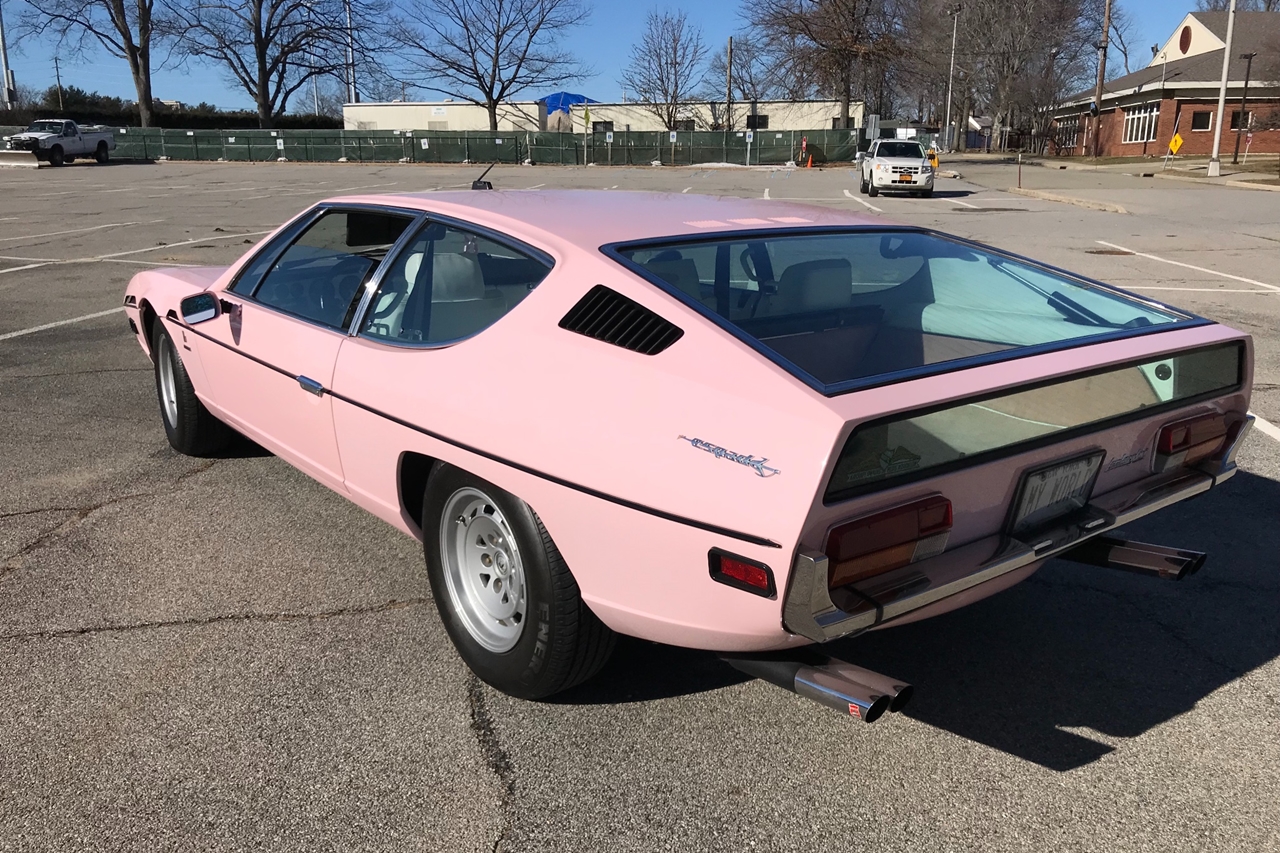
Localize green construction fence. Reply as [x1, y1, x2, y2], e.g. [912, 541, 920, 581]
[6, 126, 867, 166]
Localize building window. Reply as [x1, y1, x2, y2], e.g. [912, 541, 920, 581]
[1230, 110, 1252, 131]
[1191, 111, 1212, 132]
[1122, 103, 1160, 144]
[592, 121, 614, 133]
[745, 113, 769, 130]
[1056, 116, 1080, 148]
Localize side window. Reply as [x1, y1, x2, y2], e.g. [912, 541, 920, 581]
[362, 220, 550, 344]
[247, 209, 413, 329]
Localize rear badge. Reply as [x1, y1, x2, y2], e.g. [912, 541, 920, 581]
[1104, 449, 1147, 472]
[679, 436, 780, 478]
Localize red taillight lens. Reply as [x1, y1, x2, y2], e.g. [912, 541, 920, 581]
[1155, 413, 1231, 471]
[825, 496, 952, 589]
[709, 550, 776, 598]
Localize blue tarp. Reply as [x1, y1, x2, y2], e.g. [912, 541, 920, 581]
[540, 92, 597, 115]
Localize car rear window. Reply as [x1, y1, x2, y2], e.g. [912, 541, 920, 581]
[611, 230, 1187, 392]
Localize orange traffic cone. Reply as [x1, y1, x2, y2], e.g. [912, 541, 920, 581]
[806, 155, 813, 168]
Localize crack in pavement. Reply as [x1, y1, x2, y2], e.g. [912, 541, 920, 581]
[1, 460, 219, 573]
[467, 674, 516, 853]
[1027, 572, 1258, 680]
[2, 368, 150, 380]
[0, 597, 431, 643]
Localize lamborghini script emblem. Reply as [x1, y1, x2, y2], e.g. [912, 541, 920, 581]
[679, 435, 781, 478]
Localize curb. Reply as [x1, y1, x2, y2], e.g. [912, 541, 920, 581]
[1224, 179, 1280, 192]
[1007, 187, 1127, 214]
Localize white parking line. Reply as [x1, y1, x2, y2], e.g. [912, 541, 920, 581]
[0, 229, 273, 277]
[1252, 413, 1280, 444]
[0, 262, 52, 276]
[842, 189, 882, 212]
[943, 197, 979, 208]
[0, 308, 124, 342]
[1096, 241, 1280, 293]
[0, 222, 137, 244]
[762, 188, 770, 199]
[528, 183, 546, 190]
[1126, 287, 1269, 293]
[682, 187, 693, 193]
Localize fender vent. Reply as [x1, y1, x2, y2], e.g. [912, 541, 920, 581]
[559, 285, 684, 355]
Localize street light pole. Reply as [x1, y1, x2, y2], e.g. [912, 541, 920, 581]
[1232, 51, 1256, 165]
[1091, 0, 1112, 159]
[0, 0, 15, 112]
[1207, 0, 1237, 177]
[944, 4, 961, 152]
[343, 0, 357, 104]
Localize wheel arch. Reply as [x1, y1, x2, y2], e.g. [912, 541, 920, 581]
[139, 299, 159, 358]
[397, 451, 438, 539]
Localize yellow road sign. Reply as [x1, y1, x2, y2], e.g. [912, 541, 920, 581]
[1169, 133, 1184, 155]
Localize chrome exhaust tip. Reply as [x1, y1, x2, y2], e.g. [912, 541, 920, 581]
[1062, 535, 1207, 581]
[721, 652, 910, 722]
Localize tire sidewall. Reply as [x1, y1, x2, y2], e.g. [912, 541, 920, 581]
[153, 324, 190, 450]
[423, 464, 561, 699]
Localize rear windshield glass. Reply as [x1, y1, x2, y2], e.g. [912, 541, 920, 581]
[614, 230, 1185, 391]
[825, 343, 1242, 503]
[875, 142, 926, 159]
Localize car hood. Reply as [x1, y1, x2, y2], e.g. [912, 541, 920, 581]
[9, 132, 54, 142]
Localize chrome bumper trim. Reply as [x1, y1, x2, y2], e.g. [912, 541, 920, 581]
[783, 457, 1242, 644]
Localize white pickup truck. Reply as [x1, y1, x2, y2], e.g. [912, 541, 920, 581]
[3, 119, 116, 166]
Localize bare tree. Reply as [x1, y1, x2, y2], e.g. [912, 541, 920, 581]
[618, 9, 709, 130]
[741, 0, 903, 129]
[164, 0, 383, 129]
[1197, 0, 1280, 10]
[388, 0, 590, 132]
[15, 0, 167, 126]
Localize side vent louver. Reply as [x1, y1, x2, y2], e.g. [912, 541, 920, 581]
[559, 285, 684, 355]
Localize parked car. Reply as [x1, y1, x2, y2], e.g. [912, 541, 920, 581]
[124, 191, 1253, 720]
[3, 119, 115, 166]
[859, 139, 935, 198]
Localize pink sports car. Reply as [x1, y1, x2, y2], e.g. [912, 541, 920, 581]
[124, 190, 1254, 722]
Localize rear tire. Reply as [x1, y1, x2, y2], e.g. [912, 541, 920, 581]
[49, 146, 64, 167]
[95, 142, 109, 164]
[152, 324, 232, 456]
[423, 463, 615, 699]
[922, 188, 934, 198]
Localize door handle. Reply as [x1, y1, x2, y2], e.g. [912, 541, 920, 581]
[298, 376, 324, 396]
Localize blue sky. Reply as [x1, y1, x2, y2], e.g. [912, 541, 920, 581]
[3, 0, 1193, 111]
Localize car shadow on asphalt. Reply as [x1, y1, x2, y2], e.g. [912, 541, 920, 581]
[557, 471, 1277, 773]
[837, 468, 1280, 771]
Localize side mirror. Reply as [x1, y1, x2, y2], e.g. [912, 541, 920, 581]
[180, 292, 221, 325]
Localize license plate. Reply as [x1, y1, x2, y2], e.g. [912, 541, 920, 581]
[1009, 451, 1105, 537]
[897, 175, 913, 183]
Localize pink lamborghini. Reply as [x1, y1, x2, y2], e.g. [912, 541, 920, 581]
[124, 190, 1253, 722]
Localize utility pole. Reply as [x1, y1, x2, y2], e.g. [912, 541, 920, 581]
[725, 36, 733, 131]
[0, 0, 16, 112]
[944, 4, 961, 152]
[54, 56, 64, 111]
[343, 0, 357, 103]
[1232, 51, 1256, 165]
[1208, 0, 1237, 177]
[313, 75, 320, 115]
[1091, 0, 1112, 159]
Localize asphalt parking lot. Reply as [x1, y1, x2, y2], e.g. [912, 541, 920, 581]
[2, 158, 1278, 852]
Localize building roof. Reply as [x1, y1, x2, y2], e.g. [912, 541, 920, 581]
[1064, 11, 1280, 106]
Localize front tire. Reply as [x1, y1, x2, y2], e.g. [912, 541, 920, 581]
[859, 175, 870, 194]
[423, 464, 615, 699]
[868, 182, 879, 198]
[152, 324, 232, 456]
[49, 146, 64, 167]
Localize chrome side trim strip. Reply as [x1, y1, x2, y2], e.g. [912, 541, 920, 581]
[783, 465, 1227, 643]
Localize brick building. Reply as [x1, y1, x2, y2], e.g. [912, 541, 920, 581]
[1053, 11, 1280, 158]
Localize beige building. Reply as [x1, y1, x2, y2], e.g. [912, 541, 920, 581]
[343, 100, 544, 132]
[344, 98, 862, 133]
[566, 100, 860, 133]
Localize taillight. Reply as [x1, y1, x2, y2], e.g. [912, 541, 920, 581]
[1154, 412, 1235, 472]
[709, 549, 776, 598]
[825, 496, 952, 589]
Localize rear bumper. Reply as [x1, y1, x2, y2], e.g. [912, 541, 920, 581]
[782, 417, 1254, 643]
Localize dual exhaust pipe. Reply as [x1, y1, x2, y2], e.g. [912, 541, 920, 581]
[722, 651, 912, 723]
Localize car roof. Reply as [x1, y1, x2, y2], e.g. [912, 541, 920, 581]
[326, 189, 884, 250]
